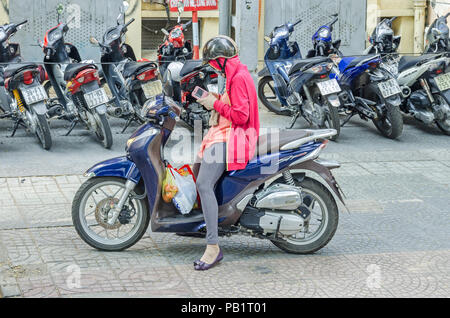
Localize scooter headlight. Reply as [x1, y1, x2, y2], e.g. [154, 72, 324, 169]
[318, 28, 330, 39]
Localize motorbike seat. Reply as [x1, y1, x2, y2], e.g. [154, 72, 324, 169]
[342, 55, 378, 70]
[179, 60, 203, 78]
[64, 63, 97, 81]
[289, 57, 330, 76]
[256, 130, 314, 156]
[397, 54, 440, 73]
[122, 61, 157, 79]
[2, 63, 38, 79]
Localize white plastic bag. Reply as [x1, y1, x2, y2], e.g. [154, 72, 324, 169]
[171, 168, 197, 215]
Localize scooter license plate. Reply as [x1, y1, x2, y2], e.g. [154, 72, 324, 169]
[434, 73, 450, 92]
[84, 88, 109, 109]
[142, 80, 163, 99]
[317, 79, 341, 96]
[22, 86, 48, 105]
[378, 79, 401, 98]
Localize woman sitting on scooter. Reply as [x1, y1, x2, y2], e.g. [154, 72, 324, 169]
[191, 36, 260, 271]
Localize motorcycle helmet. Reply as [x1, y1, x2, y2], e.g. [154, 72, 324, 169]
[202, 35, 239, 73]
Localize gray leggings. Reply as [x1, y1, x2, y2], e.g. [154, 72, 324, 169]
[193, 143, 227, 245]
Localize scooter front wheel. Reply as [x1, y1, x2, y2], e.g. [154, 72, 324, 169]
[258, 76, 291, 115]
[72, 177, 149, 251]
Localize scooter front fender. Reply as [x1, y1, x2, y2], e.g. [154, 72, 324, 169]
[85, 156, 141, 184]
[258, 67, 271, 78]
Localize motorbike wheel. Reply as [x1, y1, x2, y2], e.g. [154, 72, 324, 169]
[94, 112, 113, 149]
[435, 95, 450, 135]
[258, 76, 291, 115]
[271, 177, 339, 254]
[311, 87, 341, 141]
[72, 177, 149, 251]
[35, 113, 52, 150]
[371, 91, 403, 139]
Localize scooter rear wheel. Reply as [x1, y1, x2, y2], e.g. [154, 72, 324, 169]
[72, 177, 149, 251]
[271, 177, 339, 254]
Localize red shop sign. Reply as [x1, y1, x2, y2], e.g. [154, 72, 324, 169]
[169, 0, 219, 12]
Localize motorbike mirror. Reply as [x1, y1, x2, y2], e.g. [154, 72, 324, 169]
[90, 36, 99, 45]
[177, 0, 184, 14]
[161, 28, 170, 36]
[120, 1, 130, 14]
[56, 3, 64, 15]
[264, 36, 271, 43]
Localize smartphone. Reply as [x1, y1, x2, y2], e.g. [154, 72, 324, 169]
[192, 86, 209, 100]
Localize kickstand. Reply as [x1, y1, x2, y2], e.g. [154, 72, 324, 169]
[121, 117, 133, 134]
[341, 112, 354, 127]
[65, 119, 78, 136]
[10, 119, 21, 137]
[287, 112, 300, 129]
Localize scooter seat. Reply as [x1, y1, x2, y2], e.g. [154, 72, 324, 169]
[257, 130, 314, 156]
[397, 54, 440, 73]
[342, 54, 378, 70]
[122, 61, 157, 79]
[64, 63, 97, 81]
[289, 57, 329, 75]
[2, 63, 38, 79]
[179, 60, 203, 78]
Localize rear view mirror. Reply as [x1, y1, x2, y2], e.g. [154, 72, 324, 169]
[56, 3, 64, 16]
[122, 1, 130, 13]
[177, 0, 184, 14]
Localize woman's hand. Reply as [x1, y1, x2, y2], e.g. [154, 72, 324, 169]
[197, 93, 218, 111]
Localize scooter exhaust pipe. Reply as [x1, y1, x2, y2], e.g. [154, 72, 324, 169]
[107, 106, 123, 118]
[46, 105, 63, 118]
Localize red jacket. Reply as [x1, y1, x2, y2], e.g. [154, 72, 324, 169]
[210, 57, 260, 171]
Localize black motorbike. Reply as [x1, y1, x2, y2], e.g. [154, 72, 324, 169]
[0, 20, 52, 150]
[425, 13, 450, 54]
[163, 60, 218, 131]
[42, 12, 113, 149]
[92, 4, 162, 133]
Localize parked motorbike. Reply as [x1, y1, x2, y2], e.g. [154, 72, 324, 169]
[0, 20, 52, 150]
[258, 19, 341, 140]
[41, 7, 113, 149]
[425, 12, 450, 54]
[92, 2, 162, 133]
[162, 60, 218, 131]
[369, 17, 450, 135]
[157, 2, 193, 79]
[72, 93, 345, 254]
[365, 17, 402, 55]
[311, 15, 404, 139]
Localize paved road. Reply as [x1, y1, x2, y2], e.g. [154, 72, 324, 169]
[0, 110, 449, 298]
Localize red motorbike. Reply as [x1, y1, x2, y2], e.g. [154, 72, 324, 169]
[157, 19, 193, 79]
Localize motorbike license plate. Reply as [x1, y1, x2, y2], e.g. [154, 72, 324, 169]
[317, 79, 341, 96]
[434, 73, 450, 92]
[22, 86, 48, 105]
[142, 80, 163, 99]
[84, 88, 109, 109]
[378, 79, 401, 98]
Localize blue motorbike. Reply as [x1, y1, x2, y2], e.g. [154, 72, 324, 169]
[258, 19, 341, 140]
[72, 95, 345, 254]
[310, 14, 404, 139]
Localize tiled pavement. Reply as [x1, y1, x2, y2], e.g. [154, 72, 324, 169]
[0, 158, 449, 298]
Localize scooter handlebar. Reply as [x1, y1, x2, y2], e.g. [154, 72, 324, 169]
[124, 18, 135, 29]
[16, 20, 28, 28]
[183, 20, 192, 30]
[293, 19, 302, 27]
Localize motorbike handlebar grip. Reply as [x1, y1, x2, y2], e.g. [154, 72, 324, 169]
[125, 18, 136, 29]
[293, 19, 302, 27]
[183, 20, 193, 29]
[17, 20, 28, 27]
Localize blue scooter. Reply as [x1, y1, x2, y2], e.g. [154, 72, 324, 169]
[310, 14, 404, 139]
[258, 19, 341, 140]
[72, 94, 345, 254]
